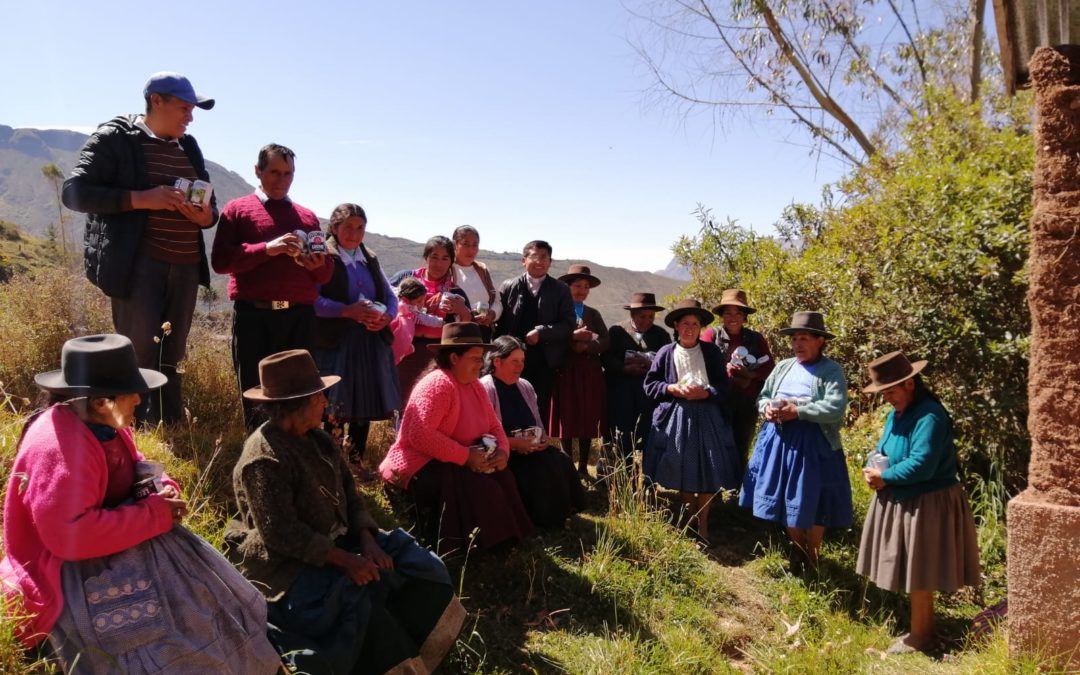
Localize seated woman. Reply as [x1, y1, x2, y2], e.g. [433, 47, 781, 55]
[1, 334, 280, 673]
[857, 352, 980, 654]
[481, 336, 586, 528]
[642, 300, 741, 542]
[225, 349, 464, 674]
[739, 311, 853, 569]
[379, 323, 533, 556]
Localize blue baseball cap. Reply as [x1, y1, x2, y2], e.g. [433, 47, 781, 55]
[143, 72, 215, 110]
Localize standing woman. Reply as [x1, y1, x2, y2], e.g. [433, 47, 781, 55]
[857, 352, 980, 654]
[550, 265, 610, 475]
[642, 300, 740, 541]
[313, 203, 400, 462]
[452, 225, 501, 339]
[379, 323, 533, 556]
[389, 236, 473, 405]
[740, 311, 853, 568]
[482, 336, 587, 528]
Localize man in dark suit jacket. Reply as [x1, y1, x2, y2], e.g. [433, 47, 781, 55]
[495, 240, 575, 425]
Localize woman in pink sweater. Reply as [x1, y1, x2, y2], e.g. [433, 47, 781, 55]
[379, 323, 532, 556]
[0, 334, 280, 673]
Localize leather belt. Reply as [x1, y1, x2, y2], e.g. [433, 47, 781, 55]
[237, 299, 295, 311]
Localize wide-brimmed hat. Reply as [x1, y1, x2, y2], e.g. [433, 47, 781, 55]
[664, 299, 715, 328]
[426, 322, 496, 353]
[558, 264, 601, 288]
[243, 350, 341, 401]
[862, 351, 928, 393]
[623, 292, 665, 311]
[711, 288, 756, 315]
[34, 334, 168, 396]
[778, 311, 835, 339]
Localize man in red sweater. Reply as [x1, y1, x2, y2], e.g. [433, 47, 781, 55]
[211, 144, 332, 427]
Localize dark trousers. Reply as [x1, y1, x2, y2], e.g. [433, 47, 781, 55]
[730, 393, 760, 476]
[523, 346, 553, 430]
[110, 255, 200, 425]
[232, 301, 316, 429]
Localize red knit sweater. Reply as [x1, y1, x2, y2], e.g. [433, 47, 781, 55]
[211, 194, 332, 303]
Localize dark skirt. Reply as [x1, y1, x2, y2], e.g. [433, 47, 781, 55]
[314, 324, 401, 422]
[508, 446, 587, 528]
[605, 374, 654, 457]
[643, 399, 741, 494]
[408, 459, 534, 556]
[397, 338, 437, 408]
[49, 526, 282, 674]
[739, 419, 853, 529]
[549, 352, 607, 438]
[856, 483, 981, 593]
[267, 529, 465, 675]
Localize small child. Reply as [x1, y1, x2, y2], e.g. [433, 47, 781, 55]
[391, 277, 445, 364]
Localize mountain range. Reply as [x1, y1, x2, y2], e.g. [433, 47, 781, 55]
[0, 124, 684, 325]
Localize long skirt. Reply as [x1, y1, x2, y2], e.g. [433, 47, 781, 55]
[549, 352, 607, 438]
[267, 529, 466, 675]
[856, 483, 981, 593]
[643, 399, 741, 494]
[397, 338, 437, 408]
[314, 324, 401, 422]
[408, 460, 534, 556]
[508, 447, 587, 528]
[48, 526, 281, 674]
[605, 375, 654, 458]
[739, 419, 853, 529]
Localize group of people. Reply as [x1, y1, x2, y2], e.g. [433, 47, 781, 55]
[0, 70, 983, 672]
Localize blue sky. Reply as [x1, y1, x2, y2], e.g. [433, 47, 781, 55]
[2, 1, 851, 272]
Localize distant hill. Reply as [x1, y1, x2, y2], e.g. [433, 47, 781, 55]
[654, 257, 692, 281]
[0, 124, 683, 326]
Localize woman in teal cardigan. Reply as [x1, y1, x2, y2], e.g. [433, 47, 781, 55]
[739, 312, 853, 569]
[857, 351, 980, 654]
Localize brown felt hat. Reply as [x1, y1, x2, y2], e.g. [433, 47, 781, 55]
[664, 299, 715, 328]
[711, 288, 756, 315]
[623, 292, 665, 311]
[426, 322, 496, 353]
[778, 311, 835, 339]
[243, 349, 341, 401]
[35, 334, 167, 396]
[862, 351, 928, 393]
[558, 264, 601, 288]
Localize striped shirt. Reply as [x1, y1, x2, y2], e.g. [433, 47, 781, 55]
[140, 136, 201, 264]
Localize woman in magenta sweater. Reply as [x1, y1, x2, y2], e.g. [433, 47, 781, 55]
[379, 323, 533, 556]
[0, 335, 280, 673]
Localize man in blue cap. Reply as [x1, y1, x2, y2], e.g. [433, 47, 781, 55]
[63, 72, 217, 425]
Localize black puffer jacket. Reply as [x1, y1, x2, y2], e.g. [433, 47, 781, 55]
[62, 115, 216, 298]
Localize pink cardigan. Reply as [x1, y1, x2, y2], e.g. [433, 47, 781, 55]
[0, 406, 176, 647]
[379, 368, 509, 488]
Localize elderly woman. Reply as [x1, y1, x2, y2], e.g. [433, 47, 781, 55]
[481, 336, 586, 528]
[857, 352, 980, 654]
[643, 300, 740, 542]
[739, 311, 853, 569]
[1, 335, 280, 673]
[390, 236, 473, 405]
[313, 203, 400, 462]
[379, 323, 533, 556]
[452, 225, 501, 337]
[602, 292, 672, 460]
[550, 264, 610, 475]
[225, 349, 464, 675]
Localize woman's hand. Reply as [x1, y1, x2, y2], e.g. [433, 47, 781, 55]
[328, 547, 380, 586]
[446, 295, 470, 320]
[862, 467, 886, 491]
[572, 327, 595, 342]
[158, 489, 187, 524]
[682, 384, 709, 400]
[465, 447, 493, 472]
[765, 400, 798, 422]
[487, 449, 509, 471]
[474, 311, 496, 327]
[666, 383, 686, 398]
[509, 437, 541, 453]
[358, 530, 394, 570]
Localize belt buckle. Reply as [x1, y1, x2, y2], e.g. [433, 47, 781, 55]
[271, 300, 290, 310]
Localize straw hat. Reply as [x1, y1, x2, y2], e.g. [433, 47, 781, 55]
[862, 351, 928, 393]
[242, 350, 341, 401]
[35, 334, 167, 396]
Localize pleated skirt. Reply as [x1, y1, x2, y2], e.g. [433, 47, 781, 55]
[644, 399, 742, 494]
[549, 352, 607, 438]
[314, 324, 401, 422]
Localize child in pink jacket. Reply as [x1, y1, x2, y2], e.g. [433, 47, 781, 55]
[391, 276, 445, 364]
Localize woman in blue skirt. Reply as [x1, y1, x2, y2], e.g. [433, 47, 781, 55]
[643, 299, 741, 542]
[739, 311, 853, 568]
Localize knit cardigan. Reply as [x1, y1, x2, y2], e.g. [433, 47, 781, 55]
[877, 394, 960, 501]
[757, 356, 848, 451]
[0, 405, 177, 646]
[479, 374, 543, 427]
[379, 368, 509, 488]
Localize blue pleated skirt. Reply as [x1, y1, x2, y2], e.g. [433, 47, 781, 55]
[643, 399, 741, 493]
[314, 324, 401, 421]
[739, 419, 853, 529]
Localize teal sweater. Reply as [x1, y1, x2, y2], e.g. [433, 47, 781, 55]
[876, 394, 959, 501]
[757, 356, 848, 451]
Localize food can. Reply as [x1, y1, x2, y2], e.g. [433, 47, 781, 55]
[189, 179, 213, 205]
[173, 178, 193, 199]
[306, 230, 327, 253]
[293, 229, 312, 254]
